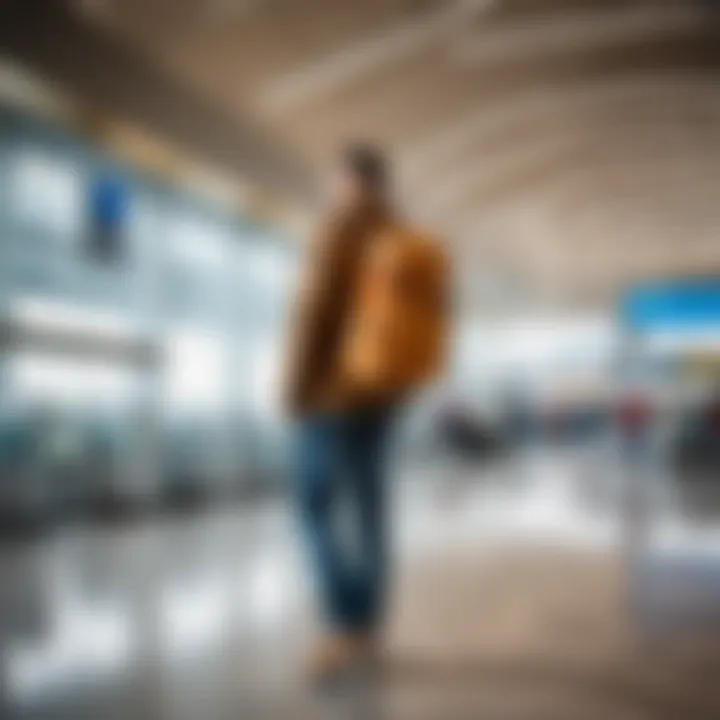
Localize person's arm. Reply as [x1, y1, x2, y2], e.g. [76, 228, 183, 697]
[283, 215, 347, 416]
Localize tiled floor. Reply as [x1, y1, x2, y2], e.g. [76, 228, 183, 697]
[2, 453, 720, 718]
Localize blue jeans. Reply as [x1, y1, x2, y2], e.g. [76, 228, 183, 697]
[295, 406, 395, 633]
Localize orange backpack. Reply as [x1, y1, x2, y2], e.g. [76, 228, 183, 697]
[340, 225, 449, 394]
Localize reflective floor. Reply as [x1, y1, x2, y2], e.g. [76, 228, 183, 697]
[3, 448, 720, 719]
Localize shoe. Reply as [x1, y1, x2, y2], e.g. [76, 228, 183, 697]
[306, 634, 362, 686]
[353, 632, 385, 675]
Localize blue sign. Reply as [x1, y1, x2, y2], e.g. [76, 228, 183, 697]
[87, 172, 129, 262]
[623, 279, 720, 332]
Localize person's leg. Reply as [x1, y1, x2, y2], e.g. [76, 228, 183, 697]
[295, 415, 353, 630]
[343, 406, 395, 634]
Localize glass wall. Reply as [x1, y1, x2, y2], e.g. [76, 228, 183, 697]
[0, 105, 298, 524]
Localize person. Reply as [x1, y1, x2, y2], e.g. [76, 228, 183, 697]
[283, 144, 403, 682]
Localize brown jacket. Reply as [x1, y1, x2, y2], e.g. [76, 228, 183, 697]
[283, 199, 393, 416]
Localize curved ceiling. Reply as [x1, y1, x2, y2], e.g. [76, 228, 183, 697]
[68, 0, 720, 309]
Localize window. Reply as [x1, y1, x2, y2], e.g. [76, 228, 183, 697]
[13, 149, 84, 239]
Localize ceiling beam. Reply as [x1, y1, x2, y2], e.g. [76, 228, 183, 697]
[281, 31, 720, 166]
[426, 124, 719, 219]
[401, 71, 719, 176]
[0, 0, 314, 202]
[258, 0, 497, 115]
[453, 3, 703, 66]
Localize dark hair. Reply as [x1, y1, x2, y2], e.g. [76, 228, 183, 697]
[342, 143, 388, 194]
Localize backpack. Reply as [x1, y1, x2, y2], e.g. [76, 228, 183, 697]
[340, 225, 449, 394]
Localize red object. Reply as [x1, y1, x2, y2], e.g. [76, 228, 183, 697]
[708, 402, 720, 432]
[617, 395, 652, 433]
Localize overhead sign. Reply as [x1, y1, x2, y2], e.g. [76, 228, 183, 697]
[622, 278, 720, 333]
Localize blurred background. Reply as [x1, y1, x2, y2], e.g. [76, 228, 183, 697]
[1, 1, 720, 717]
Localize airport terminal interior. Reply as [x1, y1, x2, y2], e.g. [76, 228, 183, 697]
[1, 1, 720, 717]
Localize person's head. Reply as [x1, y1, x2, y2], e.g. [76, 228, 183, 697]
[328, 142, 389, 209]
